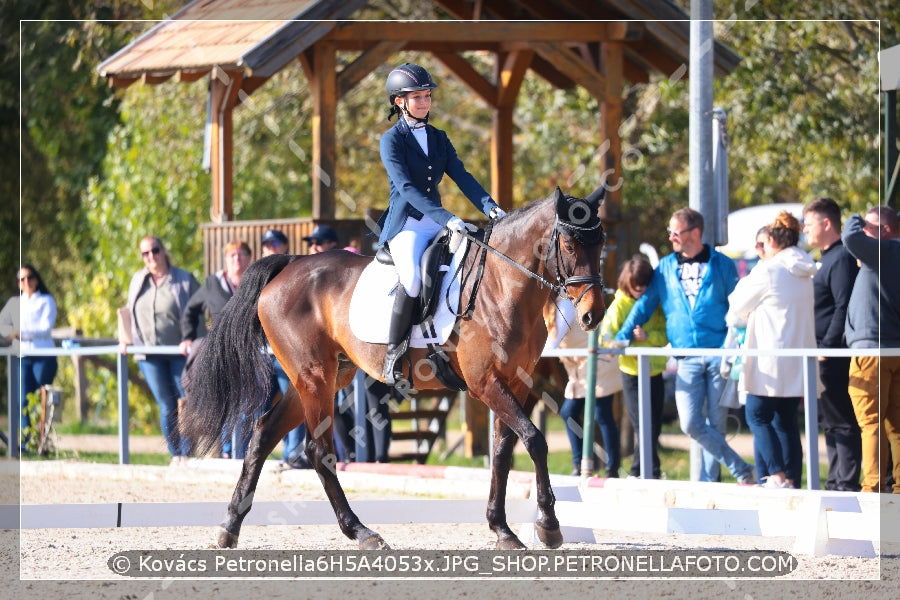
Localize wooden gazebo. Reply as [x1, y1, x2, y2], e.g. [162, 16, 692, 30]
[98, 0, 743, 459]
[98, 0, 740, 275]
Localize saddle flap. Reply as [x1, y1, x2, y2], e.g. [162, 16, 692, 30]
[418, 228, 454, 320]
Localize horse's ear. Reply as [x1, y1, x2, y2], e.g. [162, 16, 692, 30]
[585, 185, 606, 208]
[553, 186, 567, 217]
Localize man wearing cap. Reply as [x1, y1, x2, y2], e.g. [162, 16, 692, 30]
[261, 228, 289, 257]
[303, 225, 339, 254]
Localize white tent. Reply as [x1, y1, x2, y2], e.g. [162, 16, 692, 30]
[716, 203, 807, 259]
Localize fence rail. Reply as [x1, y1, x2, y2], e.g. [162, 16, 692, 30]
[2, 345, 893, 490]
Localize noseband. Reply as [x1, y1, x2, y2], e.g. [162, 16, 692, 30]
[549, 219, 605, 306]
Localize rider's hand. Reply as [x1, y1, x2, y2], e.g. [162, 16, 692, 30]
[489, 206, 507, 220]
[447, 217, 476, 234]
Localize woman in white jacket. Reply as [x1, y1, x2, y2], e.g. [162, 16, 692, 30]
[727, 211, 816, 488]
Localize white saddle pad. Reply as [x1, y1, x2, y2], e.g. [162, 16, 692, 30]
[349, 239, 468, 348]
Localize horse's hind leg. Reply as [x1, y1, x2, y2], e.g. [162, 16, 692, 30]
[305, 414, 391, 550]
[217, 385, 304, 548]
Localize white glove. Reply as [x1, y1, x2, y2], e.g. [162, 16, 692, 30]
[489, 206, 507, 220]
[447, 217, 476, 234]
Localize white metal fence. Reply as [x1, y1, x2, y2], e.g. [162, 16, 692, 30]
[2, 344, 894, 491]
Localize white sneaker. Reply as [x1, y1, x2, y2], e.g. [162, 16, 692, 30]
[761, 476, 792, 489]
[737, 470, 756, 485]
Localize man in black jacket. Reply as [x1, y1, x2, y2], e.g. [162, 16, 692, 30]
[803, 198, 861, 491]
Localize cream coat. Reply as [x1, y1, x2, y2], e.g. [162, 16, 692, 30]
[546, 299, 623, 398]
[726, 246, 817, 397]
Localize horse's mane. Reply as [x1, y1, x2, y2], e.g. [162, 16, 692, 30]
[491, 194, 553, 235]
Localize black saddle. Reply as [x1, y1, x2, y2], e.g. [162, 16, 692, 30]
[376, 227, 480, 391]
[376, 228, 456, 324]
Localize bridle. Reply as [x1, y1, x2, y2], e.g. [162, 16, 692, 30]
[547, 219, 605, 306]
[454, 216, 604, 314]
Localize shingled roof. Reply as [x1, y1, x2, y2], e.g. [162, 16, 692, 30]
[98, 0, 367, 86]
[99, 0, 740, 89]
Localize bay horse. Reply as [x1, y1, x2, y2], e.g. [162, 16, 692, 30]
[182, 185, 607, 550]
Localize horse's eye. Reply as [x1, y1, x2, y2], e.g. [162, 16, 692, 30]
[562, 240, 576, 254]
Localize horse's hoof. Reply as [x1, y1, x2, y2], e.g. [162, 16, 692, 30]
[535, 523, 563, 549]
[495, 536, 528, 550]
[216, 527, 240, 549]
[358, 533, 391, 550]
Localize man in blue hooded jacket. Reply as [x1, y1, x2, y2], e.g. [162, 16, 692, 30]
[615, 207, 755, 484]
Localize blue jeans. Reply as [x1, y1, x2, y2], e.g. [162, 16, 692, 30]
[20, 356, 58, 448]
[675, 356, 751, 481]
[745, 394, 802, 487]
[559, 394, 620, 475]
[271, 358, 307, 462]
[139, 355, 190, 457]
[221, 414, 252, 458]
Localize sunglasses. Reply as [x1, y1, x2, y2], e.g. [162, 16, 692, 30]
[18, 274, 36, 282]
[666, 226, 696, 239]
[141, 246, 162, 258]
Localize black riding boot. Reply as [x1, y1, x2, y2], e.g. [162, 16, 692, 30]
[383, 286, 416, 386]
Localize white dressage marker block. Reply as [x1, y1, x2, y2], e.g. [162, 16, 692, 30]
[518, 484, 596, 544]
[792, 495, 877, 558]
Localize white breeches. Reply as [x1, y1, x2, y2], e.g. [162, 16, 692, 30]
[389, 214, 443, 297]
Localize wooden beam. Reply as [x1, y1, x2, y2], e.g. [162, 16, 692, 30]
[532, 42, 605, 100]
[627, 40, 687, 80]
[298, 49, 314, 82]
[327, 21, 608, 43]
[623, 57, 649, 84]
[491, 100, 514, 210]
[432, 52, 497, 107]
[107, 76, 138, 89]
[336, 40, 405, 101]
[140, 73, 173, 85]
[432, 0, 474, 19]
[237, 76, 269, 106]
[600, 42, 623, 221]
[208, 68, 243, 223]
[174, 70, 208, 83]
[496, 49, 533, 108]
[490, 51, 523, 211]
[529, 54, 576, 90]
[310, 42, 337, 219]
[600, 41, 624, 289]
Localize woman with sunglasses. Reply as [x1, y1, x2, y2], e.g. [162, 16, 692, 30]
[122, 236, 199, 460]
[0, 265, 58, 453]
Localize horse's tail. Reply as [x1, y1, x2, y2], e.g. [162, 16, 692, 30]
[181, 254, 296, 456]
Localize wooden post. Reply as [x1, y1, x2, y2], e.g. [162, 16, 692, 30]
[463, 392, 490, 457]
[490, 50, 532, 211]
[599, 41, 624, 282]
[311, 42, 337, 219]
[208, 67, 243, 223]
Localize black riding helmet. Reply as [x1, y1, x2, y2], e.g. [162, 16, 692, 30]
[386, 63, 438, 122]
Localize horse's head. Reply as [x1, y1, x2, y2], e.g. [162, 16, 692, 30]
[551, 185, 607, 330]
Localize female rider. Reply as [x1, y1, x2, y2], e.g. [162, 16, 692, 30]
[377, 62, 505, 385]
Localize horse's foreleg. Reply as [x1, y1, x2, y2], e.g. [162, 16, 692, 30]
[484, 388, 563, 550]
[488, 418, 526, 549]
[519, 420, 563, 549]
[306, 416, 391, 550]
[217, 388, 303, 548]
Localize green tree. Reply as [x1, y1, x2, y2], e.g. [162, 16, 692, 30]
[11, 0, 897, 431]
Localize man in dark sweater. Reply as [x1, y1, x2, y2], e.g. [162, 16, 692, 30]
[844, 206, 900, 493]
[803, 198, 861, 491]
